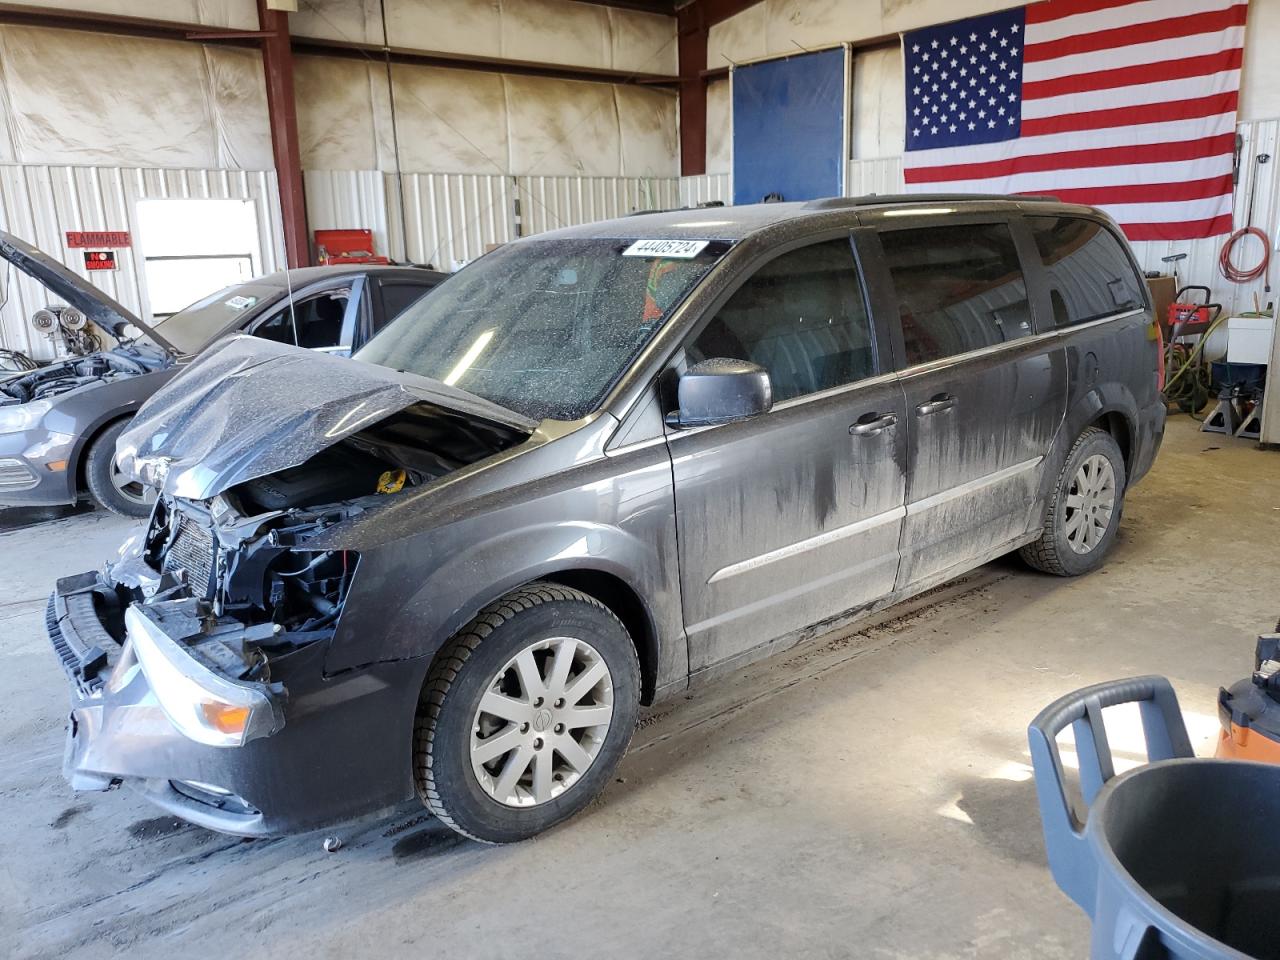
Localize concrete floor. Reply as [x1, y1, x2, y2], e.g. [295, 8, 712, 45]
[2, 416, 1275, 960]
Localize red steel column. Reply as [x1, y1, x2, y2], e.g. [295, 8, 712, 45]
[258, 0, 309, 267]
[677, 6, 708, 177]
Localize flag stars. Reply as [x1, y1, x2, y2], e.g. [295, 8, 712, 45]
[979, 41, 988, 52]
[949, 35, 958, 45]
[912, 43, 921, 53]
[1000, 36, 1009, 47]
[931, 38, 939, 48]
[1010, 22, 1020, 32]
[990, 27, 998, 37]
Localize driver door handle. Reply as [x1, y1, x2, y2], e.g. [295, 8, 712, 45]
[916, 394, 956, 416]
[849, 413, 898, 436]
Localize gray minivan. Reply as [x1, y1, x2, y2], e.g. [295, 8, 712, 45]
[47, 196, 1163, 843]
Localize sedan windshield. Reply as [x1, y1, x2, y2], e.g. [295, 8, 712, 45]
[356, 238, 727, 421]
[146, 282, 283, 355]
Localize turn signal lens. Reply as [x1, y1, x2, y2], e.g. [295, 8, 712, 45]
[200, 702, 252, 735]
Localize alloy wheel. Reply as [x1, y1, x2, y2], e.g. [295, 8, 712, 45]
[109, 455, 156, 508]
[470, 636, 614, 807]
[1064, 454, 1116, 554]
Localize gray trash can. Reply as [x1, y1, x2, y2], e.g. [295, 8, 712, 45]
[1029, 675, 1280, 960]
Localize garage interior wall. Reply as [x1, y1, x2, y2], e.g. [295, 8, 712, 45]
[682, 0, 1280, 318]
[0, 2, 681, 358]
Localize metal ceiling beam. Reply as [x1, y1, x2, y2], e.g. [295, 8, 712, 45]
[0, 6, 680, 85]
[566, 0, 679, 13]
[291, 37, 678, 86]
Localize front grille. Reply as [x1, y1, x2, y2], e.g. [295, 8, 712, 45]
[162, 513, 217, 599]
[0, 457, 37, 490]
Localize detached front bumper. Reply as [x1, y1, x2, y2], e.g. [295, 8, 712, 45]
[49, 572, 426, 836]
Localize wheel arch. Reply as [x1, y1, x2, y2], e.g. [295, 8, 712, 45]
[72, 410, 136, 492]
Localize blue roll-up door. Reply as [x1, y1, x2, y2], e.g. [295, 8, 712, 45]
[732, 47, 847, 206]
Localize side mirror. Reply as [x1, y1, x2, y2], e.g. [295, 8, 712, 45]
[666, 358, 772, 429]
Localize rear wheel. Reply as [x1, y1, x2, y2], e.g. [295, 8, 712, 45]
[1020, 427, 1126, 577]
[415, 583, 641, 844]
[84, 419, 154, 518]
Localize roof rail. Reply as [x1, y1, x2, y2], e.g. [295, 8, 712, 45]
[801, 193, 1060, 210]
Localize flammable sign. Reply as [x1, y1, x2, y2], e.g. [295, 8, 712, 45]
[83, 250, 117, 271]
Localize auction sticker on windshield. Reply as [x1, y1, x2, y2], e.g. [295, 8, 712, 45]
[622, 239, 710, 259]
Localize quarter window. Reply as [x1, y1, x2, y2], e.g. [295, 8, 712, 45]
[1027, 217, 1146, 327]
[881, 223, 1033, 366]
[686, 239, 875, 403]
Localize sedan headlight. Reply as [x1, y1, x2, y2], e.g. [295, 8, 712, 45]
[125, 606, 281, 748]
[0, 398, 52, 434]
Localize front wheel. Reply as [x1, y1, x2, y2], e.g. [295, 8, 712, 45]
[1020, 426, 1127, 577]
[414, 583, 641, 844]
[84, 419, 154, 518]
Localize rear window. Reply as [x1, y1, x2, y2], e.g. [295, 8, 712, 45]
[1027, 217, 1146, 327]
[880, 222, 1034, 366]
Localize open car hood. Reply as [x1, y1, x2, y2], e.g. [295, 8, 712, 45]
[0, 230, 180, 353]
[116, 336, 537, 501]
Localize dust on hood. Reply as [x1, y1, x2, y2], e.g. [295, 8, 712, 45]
[116, 336, 536, 501]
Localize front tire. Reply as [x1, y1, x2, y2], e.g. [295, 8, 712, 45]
[415, 583, 641, 844]
[1020, 427, 1126, 577]
[84, 419, 154, 518]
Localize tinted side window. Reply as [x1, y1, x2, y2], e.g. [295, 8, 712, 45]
[687, 239, 874, 403]
[254, 288, 350, 348]
[881, 223, 1033, 366]
[377, 281, 433, 332]
[1028, 217, 1145, 327]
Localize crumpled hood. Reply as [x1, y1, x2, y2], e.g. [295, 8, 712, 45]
[117, 336, 536, 501]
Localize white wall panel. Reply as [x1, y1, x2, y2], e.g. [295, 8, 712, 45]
[679, 174, 731, 208]
[306, 171, 680, 272]
[514, 175, 679, 237]
[0, 166, 282, 360]
[846, 156, 904, 197]
[0, 27, 271, 169]
[292, 0, 677, 76]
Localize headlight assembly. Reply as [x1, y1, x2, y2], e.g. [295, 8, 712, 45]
[0, 399, 52, 434]
[124, 606, 281, 748]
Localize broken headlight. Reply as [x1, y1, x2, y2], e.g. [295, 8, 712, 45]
[125, 605, 280, 748]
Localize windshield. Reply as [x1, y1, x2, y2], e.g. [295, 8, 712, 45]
[146, 282, 283, 354]
[355, 237, 728, 421]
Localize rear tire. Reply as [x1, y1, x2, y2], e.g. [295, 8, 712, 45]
[414, 583, 641, 844]
[84, 419, 153, 519]
[1020, 427, 1126, 577]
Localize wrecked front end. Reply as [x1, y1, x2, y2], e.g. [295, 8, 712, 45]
[50, 494, 424, 835]
[48, 338, 535, 835]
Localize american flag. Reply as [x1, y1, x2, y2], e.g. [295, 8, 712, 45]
[903, 0, 1247, 241]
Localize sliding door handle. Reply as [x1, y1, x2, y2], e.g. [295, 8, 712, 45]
[916, 394, 956, 416]
[849, 413, 898, 436]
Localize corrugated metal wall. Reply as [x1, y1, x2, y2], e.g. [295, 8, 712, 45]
[305, 171, 681, 270]
[0, 165, 282, 360]
[1, 167, 685, 359]
[679, 174, 731, 208]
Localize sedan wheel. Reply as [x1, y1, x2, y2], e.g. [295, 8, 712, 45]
[470, 636, 614, 807]
[109, 454, 157, 510]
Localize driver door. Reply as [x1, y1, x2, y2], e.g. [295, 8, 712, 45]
[665, 235, 908, 674]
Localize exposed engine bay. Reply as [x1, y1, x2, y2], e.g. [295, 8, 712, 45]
[88, 399, 530, 690]
[0, 344, 169, 406]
